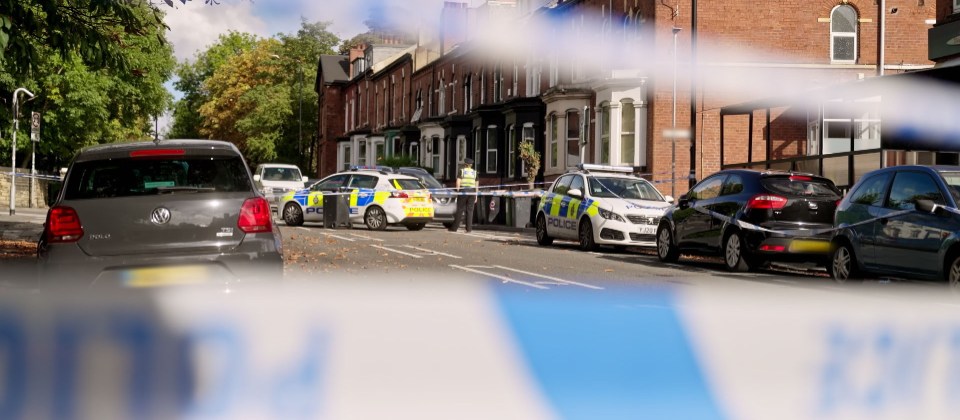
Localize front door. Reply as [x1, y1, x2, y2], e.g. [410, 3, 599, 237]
[874, 171, 949, 277]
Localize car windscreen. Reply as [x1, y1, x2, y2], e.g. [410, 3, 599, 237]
[261, 166, 302, 181]
[937, 171, 960, 202]
[64, 156, 251, 199]
[391, 178, 427, 190]
[399, 169, 443, 189]
[588, 177, 664, 200]
[761, 176, 841, 198]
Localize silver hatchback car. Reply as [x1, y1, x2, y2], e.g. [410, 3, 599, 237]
[38, 140, 284, 287]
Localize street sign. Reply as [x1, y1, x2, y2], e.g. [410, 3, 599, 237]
[30, 112, 40, 142]
[663, 128, 691, 139]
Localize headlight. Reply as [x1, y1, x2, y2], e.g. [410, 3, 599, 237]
[262, 187, 273, 195]
[598, 208, 625, 222]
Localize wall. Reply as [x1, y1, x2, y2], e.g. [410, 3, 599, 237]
[0, 168, 54, 209]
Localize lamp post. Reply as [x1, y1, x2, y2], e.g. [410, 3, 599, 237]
[671, 27, 681, 198]
[9, 87, 35, 216]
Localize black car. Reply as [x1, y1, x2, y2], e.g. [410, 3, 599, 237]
[830, 165, 960, 287]
[656, 169, 842, 271]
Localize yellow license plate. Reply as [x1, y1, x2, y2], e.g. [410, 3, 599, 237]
[788, 239, 832, 253]
[404, 207, 434, 218]
[123, 265, 210, 288]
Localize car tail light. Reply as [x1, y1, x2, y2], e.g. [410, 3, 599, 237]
[759, 244, 786, 252]
[390, 191, 410, 198]
[130, 149, 185, 158]
[747, 194, 788, 210]
[46, 206, 84, 243]
[788, 175, 812, 181]
[238, 197, 272, 233]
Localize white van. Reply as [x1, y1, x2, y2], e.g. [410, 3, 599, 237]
[253, 163, 308, 211]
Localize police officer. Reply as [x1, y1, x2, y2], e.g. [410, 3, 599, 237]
[449, 158, 478, 232]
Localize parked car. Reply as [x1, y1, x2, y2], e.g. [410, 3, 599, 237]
[657, 169, 841, 271]
[394, 166, 457, 229]
[830, 165, 960, 288]
[535, 164, 673, 251]
[38, 140, 284, 287]
[278, 167, 434, 230]
[252, 163, 308, 211]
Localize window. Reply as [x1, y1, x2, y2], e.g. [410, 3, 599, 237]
[457, 135, 467, 164]
[588, 177, 664, 201]
[316, 174, 349, 191]
[357, 140, 367, 166]
[65, 157, 250, 199]
[621, 100, 635, 165]
[526, 59, 541, 96]
[463, 75, 472, 111]
[569, 175, 585, 195]
[600, 104, 610, 164]
[512, 63, 518, 98]
[831, 5, 857, 63]
[480, 69, 486, 105]
[486, 126, 498, 173]
[341, 144, 352, 171]
[409, 141, 419, 162]
[553, 175, 574, 195]
[549, 113, 559, 168]
[887, 172, 945, 210]
[432, 136, 441, 175]
[955, 0, 960, 14]
[508, 125, 516, 178]
[348, 175, 378, 189]
[720, 174, 745, 196]
[566, 110, 581, 168]
[374, 141, 385, 164]
[474, 127, 482, 168]
[438, 78, 446, 115]
[849, 173, 890, 206]
[521, 124, 535, 176]
[493, 63, 502, 102]
[689, 176, 726, 200]
[392, 136, 403, 158]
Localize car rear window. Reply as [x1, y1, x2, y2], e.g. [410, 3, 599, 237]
[391, 178, 426, 190]
[64, 156, 252, 199]
[761, 176, 841, 198]
[400, 170, 443, 189]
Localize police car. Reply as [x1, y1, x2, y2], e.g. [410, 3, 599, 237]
[278, 167, 434, 230]
[536, 164, 674, 251]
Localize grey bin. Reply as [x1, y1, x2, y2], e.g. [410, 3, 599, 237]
[323, 192, 351, 229]
[506, 196, 532, 228]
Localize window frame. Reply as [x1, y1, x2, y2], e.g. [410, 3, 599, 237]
[486, 125, 498, 173]
[830, 5, 858, 64]
[566, 109, 581, 169]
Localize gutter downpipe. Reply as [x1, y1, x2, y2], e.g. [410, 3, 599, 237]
[880, 0, 885, 76]
[689, 0, 697, 188]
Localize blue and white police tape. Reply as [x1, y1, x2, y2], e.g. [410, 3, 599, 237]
[2, 172, 62, 181]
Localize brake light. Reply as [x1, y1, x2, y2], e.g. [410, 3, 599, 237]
[390, 191, 410, 198]
[747, 194, 788, 209]
[130, 149, 185, 158]
[238, 197, 272, 233]
[788, 175, 812, 181]
[46, 206, 84, 243]
[759, 244, 786, 252]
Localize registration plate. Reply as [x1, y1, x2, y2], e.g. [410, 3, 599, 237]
[404, 207, 434, 218]
[788, 239, 832, 253]
[637, 226, 656, 235]
[122, 265, 210, 288]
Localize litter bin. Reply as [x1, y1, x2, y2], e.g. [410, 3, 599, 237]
[511, 196, 532, 228]
[323, 192, 351, 229]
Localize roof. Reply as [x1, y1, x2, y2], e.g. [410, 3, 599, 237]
[76, 139, 241, 161]
[318, 55, 349, 84]
[256, 163, 302, 169]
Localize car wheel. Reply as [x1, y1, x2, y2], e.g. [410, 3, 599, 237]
[578, 219, 598, 252]
[656, 224, 680, 263]
[364, 206, 387, 231]
[829, 242, 861, 284]
[283, 203, 304, 226]
[406, 223, 426, 231]
[946, 254, 960, 292]
[723, 230, 752, 272]
[535, 213, 553, 246]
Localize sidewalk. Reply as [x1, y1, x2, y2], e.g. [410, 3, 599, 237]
[0, 205, 46, 242]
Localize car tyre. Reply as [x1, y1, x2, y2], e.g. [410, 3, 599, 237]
[657, 224, 680, 263]
[406, 223, 426, 231]
[829, 242, 861, 284]
[723, 230, 752, 272]
[283, 203, 304, 226]
[364, 206, 388, 231]
[535, 213, 553, 246]
[578, 219, 598, 252]
[946, 253, 960, 292]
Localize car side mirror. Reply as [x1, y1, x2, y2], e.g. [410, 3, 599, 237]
[568, 188, 583, 198]
[915, 199, 945, 216]
[253, 174, 261, 182]
[678, 194, 689, 208]
[664, 195, 675, 204]
[302, 176, 309, 182]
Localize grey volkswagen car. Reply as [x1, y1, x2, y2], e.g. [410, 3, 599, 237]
[38, 140, 284, 287]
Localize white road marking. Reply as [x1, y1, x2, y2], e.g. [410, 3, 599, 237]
[370, 244, 423, 258]
[456, 231, 534, 242]
[770, 279, 799, 285]
[401, 245, 462, 259]
[449, 265, 549, 289]
[348, 233, 383, 241]
[492, 265, 603, 290]
[322, 233, 356, 242]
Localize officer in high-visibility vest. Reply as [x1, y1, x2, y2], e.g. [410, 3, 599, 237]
[449, 158, 478, 232]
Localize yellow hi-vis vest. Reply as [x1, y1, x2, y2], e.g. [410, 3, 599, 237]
[460, 167, 477, 188]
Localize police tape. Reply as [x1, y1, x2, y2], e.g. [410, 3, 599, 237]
[2, 172, 62, 181]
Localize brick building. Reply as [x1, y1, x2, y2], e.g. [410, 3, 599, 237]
[315, 0, 935, 194]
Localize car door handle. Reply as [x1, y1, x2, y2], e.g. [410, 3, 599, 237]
[879, 217, 888, 225]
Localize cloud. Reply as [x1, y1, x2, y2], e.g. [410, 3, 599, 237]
[162, 1, 269, 62]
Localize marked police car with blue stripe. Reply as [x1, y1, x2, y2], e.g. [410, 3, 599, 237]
[536, 164, 674, 251]
[279, 167, 434, 231]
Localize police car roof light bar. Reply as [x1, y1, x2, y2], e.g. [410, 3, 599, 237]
[577, 164, 634, 174]
[350, 165, 395, 174]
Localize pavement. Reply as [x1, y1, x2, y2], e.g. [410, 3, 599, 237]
[0, 205, 46, 242]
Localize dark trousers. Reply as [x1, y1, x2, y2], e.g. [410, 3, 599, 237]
[450, 188, 477, 231]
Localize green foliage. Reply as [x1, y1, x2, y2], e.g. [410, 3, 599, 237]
[519, 140, 541, 187]
[377, 155, 419, 168]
